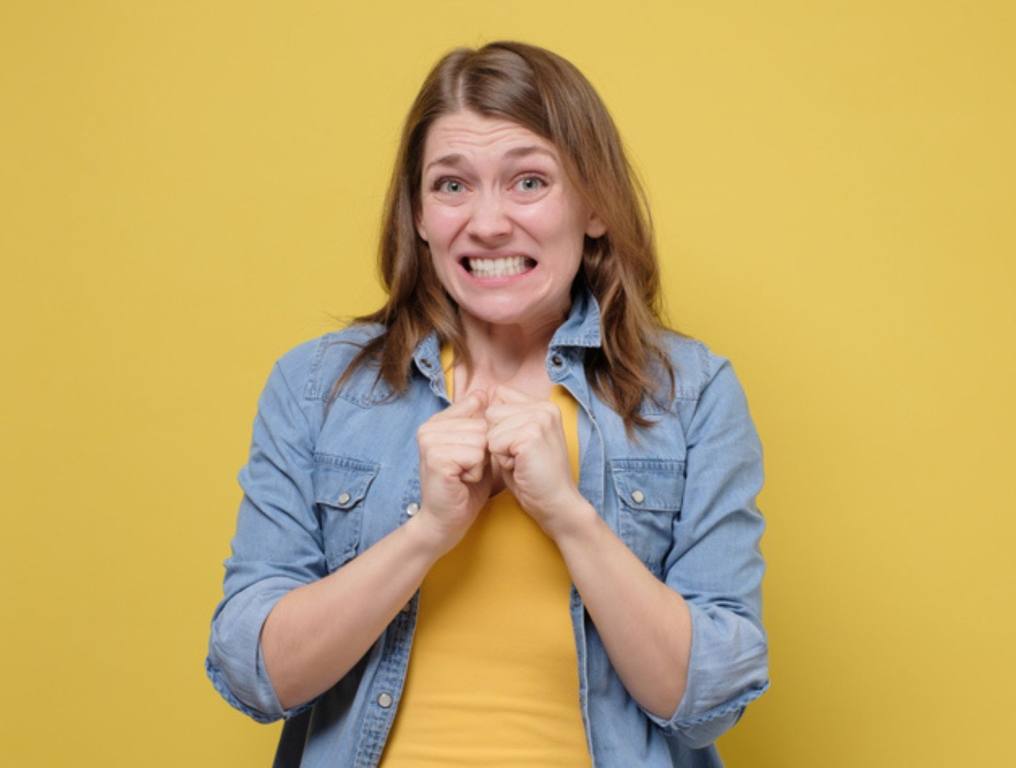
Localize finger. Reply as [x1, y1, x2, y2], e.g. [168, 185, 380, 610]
[495, 453, 515, 472]
[488, 424, 529, 462]
[486, 410, 539, 441]
[420, 417, 488, 438]
[491, 384, 533, 405]
[488, 401, 560, 440]
[436, 388, 488, 419]
[426, 444, 487, 478]
[423, 431, 489, 451]
[418, 421, 487, 455]
[461, 451, 490, 483]
[484, 402, 541, 426]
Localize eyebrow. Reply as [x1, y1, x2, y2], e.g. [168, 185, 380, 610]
[423, 145, 557, 174]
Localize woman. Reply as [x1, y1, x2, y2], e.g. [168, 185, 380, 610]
[206, 40, 770, 767]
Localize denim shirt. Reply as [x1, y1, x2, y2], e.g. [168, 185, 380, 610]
[205, 284, 770, 767]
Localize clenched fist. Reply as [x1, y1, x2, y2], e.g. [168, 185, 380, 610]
[415, 389, 493, 556]
[484, 384, 587, 541]
[415, 384, 592, 557]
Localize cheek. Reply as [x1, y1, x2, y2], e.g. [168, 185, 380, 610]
[422, 206, 465, 244]
[520, 202, 584, 241]
[516, 207, 587, 268]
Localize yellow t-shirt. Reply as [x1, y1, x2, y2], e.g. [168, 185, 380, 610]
[379, 344, 590, 767]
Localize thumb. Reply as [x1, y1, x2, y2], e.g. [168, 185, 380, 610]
[443, 387, 487, 418]
[461, 448, 491, 484]
[459, 387, 488, 415]
[491, 383, 531, 405]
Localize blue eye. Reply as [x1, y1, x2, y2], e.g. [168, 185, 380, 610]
[433, 176, 546, 195]
[518, 176, 547, 192]
[435, 178, 464, 193]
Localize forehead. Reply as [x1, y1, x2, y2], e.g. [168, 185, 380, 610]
[422, 111, 559, 163]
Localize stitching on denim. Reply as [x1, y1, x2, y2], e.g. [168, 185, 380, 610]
[312, 452, 381, 473]
[695, 339, 712, 393]
[307, 325, 388, 407]
[672, 679, 770, 728]
[610, 457, 685, 471]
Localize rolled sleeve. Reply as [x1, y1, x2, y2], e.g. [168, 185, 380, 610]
[644, 350, 771, 748]
[204, 353, 328, 723]
[642, 601, 770, 747]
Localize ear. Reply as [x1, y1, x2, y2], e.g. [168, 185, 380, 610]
[585, 210, 607, 239]
[415, 210, 428, 242]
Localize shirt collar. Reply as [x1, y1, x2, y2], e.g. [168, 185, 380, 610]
[412, 276, 603, 380]
[410, 332, 443, 382]
[549, 276, 602, 351]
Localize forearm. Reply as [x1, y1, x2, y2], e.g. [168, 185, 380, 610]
[261, 513, 445, 711]
[553, 502, 692, 719]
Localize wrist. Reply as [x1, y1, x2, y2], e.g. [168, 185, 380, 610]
[545, 494, 599, 547]
[404, 507, 459, 561]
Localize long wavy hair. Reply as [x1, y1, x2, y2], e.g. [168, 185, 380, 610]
[329, 40, 680, 432]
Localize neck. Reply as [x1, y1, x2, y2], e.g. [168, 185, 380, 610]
[458, 307, 567, 387]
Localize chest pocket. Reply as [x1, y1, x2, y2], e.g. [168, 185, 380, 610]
[312, 453, 380, 571]
[610, 458, 685, 577]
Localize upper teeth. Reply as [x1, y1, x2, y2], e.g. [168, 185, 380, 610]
[468, 255, 530, 277]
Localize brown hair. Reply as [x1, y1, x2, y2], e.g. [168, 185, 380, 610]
[329, 40, 679, 432]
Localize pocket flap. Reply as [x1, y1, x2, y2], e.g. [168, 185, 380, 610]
[609, 459, 686, 513]
[312, 454, 380, 509]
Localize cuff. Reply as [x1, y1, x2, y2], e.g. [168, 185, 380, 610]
[641, 601, 771, 748]
[206, 580, 317, 723]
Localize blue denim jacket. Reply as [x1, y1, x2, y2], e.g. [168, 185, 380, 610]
[205, 284, 770, 767]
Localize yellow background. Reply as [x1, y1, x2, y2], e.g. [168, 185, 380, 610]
[2, 1, 1012, 765]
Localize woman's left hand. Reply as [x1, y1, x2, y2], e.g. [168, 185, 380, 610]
[484, 384, 588, 540]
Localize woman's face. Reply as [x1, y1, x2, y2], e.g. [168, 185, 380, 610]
[416, 110, 605, 332]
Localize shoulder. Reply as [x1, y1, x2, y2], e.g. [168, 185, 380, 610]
[653, 329, 760, 453]
[654, 327, 737, 403]
[272, 322, 387, 403]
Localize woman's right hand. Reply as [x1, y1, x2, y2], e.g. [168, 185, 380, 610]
[414, 388, 492, 556]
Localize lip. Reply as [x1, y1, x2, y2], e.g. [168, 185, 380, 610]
[457, 252, 538, 266]
[456, 255, 538, 286]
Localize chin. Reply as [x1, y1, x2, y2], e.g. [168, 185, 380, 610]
[458, 294, 570, 331]
[458, 303, 532, 327]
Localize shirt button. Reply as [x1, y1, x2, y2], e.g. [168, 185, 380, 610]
[337, 492, 351, 505]
[406, 502, 419, 516]
[420, 358, 432, 368]
[377, 692, 393, 708]
[551, 354, 564, 367]
[630, 489, 645, 504]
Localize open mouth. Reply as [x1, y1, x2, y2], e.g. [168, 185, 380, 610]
[459, 255, 538, 279]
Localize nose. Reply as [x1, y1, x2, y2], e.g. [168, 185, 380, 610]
[466, 190, 512, 242]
